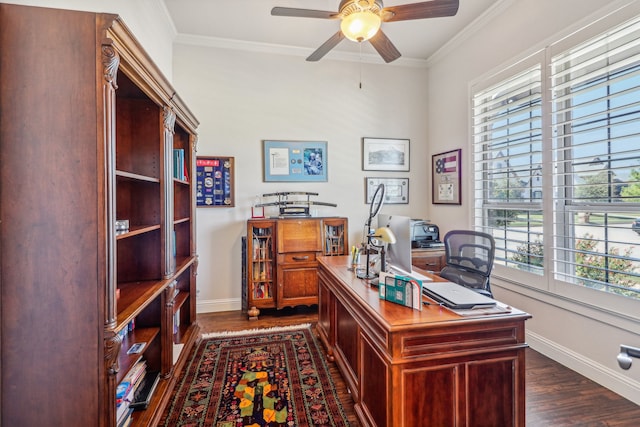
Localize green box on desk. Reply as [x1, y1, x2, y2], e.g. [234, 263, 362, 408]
[378, 272, 423, 311]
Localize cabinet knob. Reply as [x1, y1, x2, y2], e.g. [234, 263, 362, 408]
[293, 255, 309, 261]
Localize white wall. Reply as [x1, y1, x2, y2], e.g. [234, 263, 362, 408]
[1, 0, 174, 79]
[171, 45, 430, 312]
[426, 0, 640, 405]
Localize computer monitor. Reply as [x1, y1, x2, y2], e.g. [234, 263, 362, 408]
[377, 214, 413, 275]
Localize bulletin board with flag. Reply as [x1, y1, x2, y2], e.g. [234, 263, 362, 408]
[432, 149, 461, 205]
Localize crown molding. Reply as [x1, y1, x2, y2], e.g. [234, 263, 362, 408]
[426, 0, 516, 67]
[173, 32, 429, 68]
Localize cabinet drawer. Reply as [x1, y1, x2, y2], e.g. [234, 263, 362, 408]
[277, 219, 322, 253]
[412, 250, 445, 273]
[278, 251, 318, 264]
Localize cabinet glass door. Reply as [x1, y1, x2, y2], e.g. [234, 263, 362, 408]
[323, 218, 348, 256]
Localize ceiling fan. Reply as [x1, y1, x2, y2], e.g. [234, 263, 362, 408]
[271, 0, 459, 63]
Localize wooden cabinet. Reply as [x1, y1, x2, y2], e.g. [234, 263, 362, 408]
[412, 248, 446, 273]
[246, 217, 347, 318]
[317, 256, 530, 427]
[0, 5, 199, 427]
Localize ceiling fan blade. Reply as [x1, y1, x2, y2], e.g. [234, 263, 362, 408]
[271, 7, 339, 20]
[382, 0, 459, 22]
[306, 31, 345, 62]
[369, 30, 401, 63]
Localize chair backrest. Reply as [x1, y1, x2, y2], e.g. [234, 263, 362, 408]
[442, 230, 495, 277]
[439, 230, 495, 297]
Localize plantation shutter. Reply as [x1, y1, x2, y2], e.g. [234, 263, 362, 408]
[472, 65, 544, 273]
[550, 14, 640, 294]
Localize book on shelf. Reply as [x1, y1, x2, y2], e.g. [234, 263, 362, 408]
[116, 381, 132, 405]
[116, 387, 135, 424]
[173, 308, 181, 335]
[129, 371, 160, 410]
[117, 359, 147, 423]
[124, 360, 147, 388]
[117, 407, 134, 427]
[173, 148, 188, 181]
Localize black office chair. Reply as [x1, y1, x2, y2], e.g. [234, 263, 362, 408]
[439, 230, 495, 298]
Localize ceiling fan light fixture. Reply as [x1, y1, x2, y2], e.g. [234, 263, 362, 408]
[340, 10, 381, 42]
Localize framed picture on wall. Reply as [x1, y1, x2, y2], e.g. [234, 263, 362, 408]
[362, 138, 410, 171]
[365, 177, 409, 204]
[263, 140, 328, 182]
[432, 149, 461, 205]
[196, 156, 235, 207]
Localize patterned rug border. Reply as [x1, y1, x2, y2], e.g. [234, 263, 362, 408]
[200, 323, 313, 339]
[163, 322, 350, 426]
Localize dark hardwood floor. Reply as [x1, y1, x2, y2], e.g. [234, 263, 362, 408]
[198, 307, 640, 426]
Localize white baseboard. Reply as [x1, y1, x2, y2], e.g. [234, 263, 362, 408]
[196, 297, 242, 314]
[527, 331, 640, 406]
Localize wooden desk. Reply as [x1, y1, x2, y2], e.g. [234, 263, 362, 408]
[317, 256, 531, 427]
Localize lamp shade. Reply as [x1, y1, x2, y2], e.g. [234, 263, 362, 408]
[340, 10, 381, 42]
[374, 226, 397, 244]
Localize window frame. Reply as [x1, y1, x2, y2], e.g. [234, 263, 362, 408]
[469, 4, 640, 320]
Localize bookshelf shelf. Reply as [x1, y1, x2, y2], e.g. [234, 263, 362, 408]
[116, 281, 167, 327]
[173, 291, 189, 313]
[116, 170, 162, 184]
[0, 5, 200, 426]
[116, 327, 161, 384]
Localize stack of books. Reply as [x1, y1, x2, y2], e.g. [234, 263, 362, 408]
[115, 356, 161, 425]
[173, 149, 189, 181]
[116, 360, 146, 426]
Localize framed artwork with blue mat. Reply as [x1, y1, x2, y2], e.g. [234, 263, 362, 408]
[263, 140, 328, 182]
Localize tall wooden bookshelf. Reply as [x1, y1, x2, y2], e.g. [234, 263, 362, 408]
[0, 4, 199, 427]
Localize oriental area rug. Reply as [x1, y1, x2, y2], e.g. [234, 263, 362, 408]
[159, 324, 351, 427]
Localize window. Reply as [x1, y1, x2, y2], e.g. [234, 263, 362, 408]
[473, 13, 640, 302]
[551, 15, 640, 299]
[472, 65, 544, 275]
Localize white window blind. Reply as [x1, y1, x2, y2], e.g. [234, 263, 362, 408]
[472, 65, 544, 274]
[551, 15, 640, 299]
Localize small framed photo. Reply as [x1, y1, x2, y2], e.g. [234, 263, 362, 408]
[432, 149, 461, 205]
[196, 156, 235, 207]
[365, 177, 409, 204]
[263, 140, 327, 182]
[362, 137, 410, 172]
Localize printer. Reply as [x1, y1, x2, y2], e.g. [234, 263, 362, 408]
[410, 219, 442, 248]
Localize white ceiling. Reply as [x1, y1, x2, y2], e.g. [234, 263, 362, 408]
[162, 0, 501, 63]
